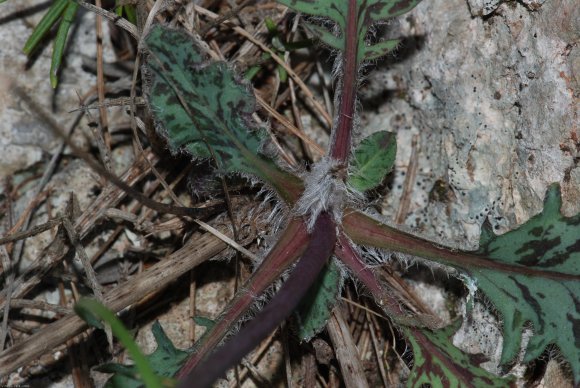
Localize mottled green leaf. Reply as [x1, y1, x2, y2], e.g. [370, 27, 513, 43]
[348, 131, 396, 191]
[277, 0, 421, 61]
[367, 0, 424, 21]
[296, 260, 343, 341]
[470, 184, 580, 381]
[343, 186, 580, 384]
[144, 26, 265, 175]
[95, 362, 135, 377]
[143, 26, 304, 204]
[406, 323, 514, 388]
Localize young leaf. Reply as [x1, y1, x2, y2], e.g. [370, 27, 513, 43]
[471, 184, 580, 379]
[363, 38, 400, 61]
[406, 324, 514, 387]
[143, 25, 303, 204]
[101, 321, 189, 388]
[192, 316, 215, 331]
[302, 23, 342, 51]
[296, 259, 343, 341]
[348, 131, 396, 192]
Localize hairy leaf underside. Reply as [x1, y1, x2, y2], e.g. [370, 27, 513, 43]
[278, 0, 420, 61]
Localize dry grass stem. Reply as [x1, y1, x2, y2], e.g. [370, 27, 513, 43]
[0, 231, 228, 375]
[327, 309, 370, 388]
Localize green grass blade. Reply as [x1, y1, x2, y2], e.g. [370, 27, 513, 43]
[49, 0, 78, 88]
[75, 298, 163, 388]
[22, 0, 68, 55]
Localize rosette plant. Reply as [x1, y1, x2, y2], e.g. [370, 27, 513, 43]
[75, 0, 580, 387]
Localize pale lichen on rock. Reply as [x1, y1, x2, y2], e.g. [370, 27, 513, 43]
[361, 0, 577, 247]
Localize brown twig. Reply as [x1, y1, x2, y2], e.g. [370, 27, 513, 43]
[74, 0, 138, 39]
[395, 134, 420, 225]
[256, 94, 324, 155]
[327, 308, 370, 388]
[365, 309, 389, 388]
[95, 0, 113, 165]
[227, 330, 279, 388]
[282, 322, 294, 388]
[0, 246, 13, 350]
[0, 230, 228, 376]
[0, 217, 64, 248]
[193, 4, 332, 127]
[0, 151, 159, 312]
[199, 0, 255, 37]
[7, 299, 72, 316]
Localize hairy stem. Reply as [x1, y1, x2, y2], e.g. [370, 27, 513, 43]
[336, 232, 442, 328]
[329, 0, 359, 164]
[335, 233, 407, 317]
[178, 213, 337, 388]
[343, 211, 580, 281]
[176, 219, 309, 377]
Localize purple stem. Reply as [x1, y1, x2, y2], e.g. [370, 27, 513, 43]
[178, 213, 337, 388]
[176, 218, 309, 377]
[335, 233, 407, 318]
[329, 0, 359, 164]
[343, 210, 580, 281]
